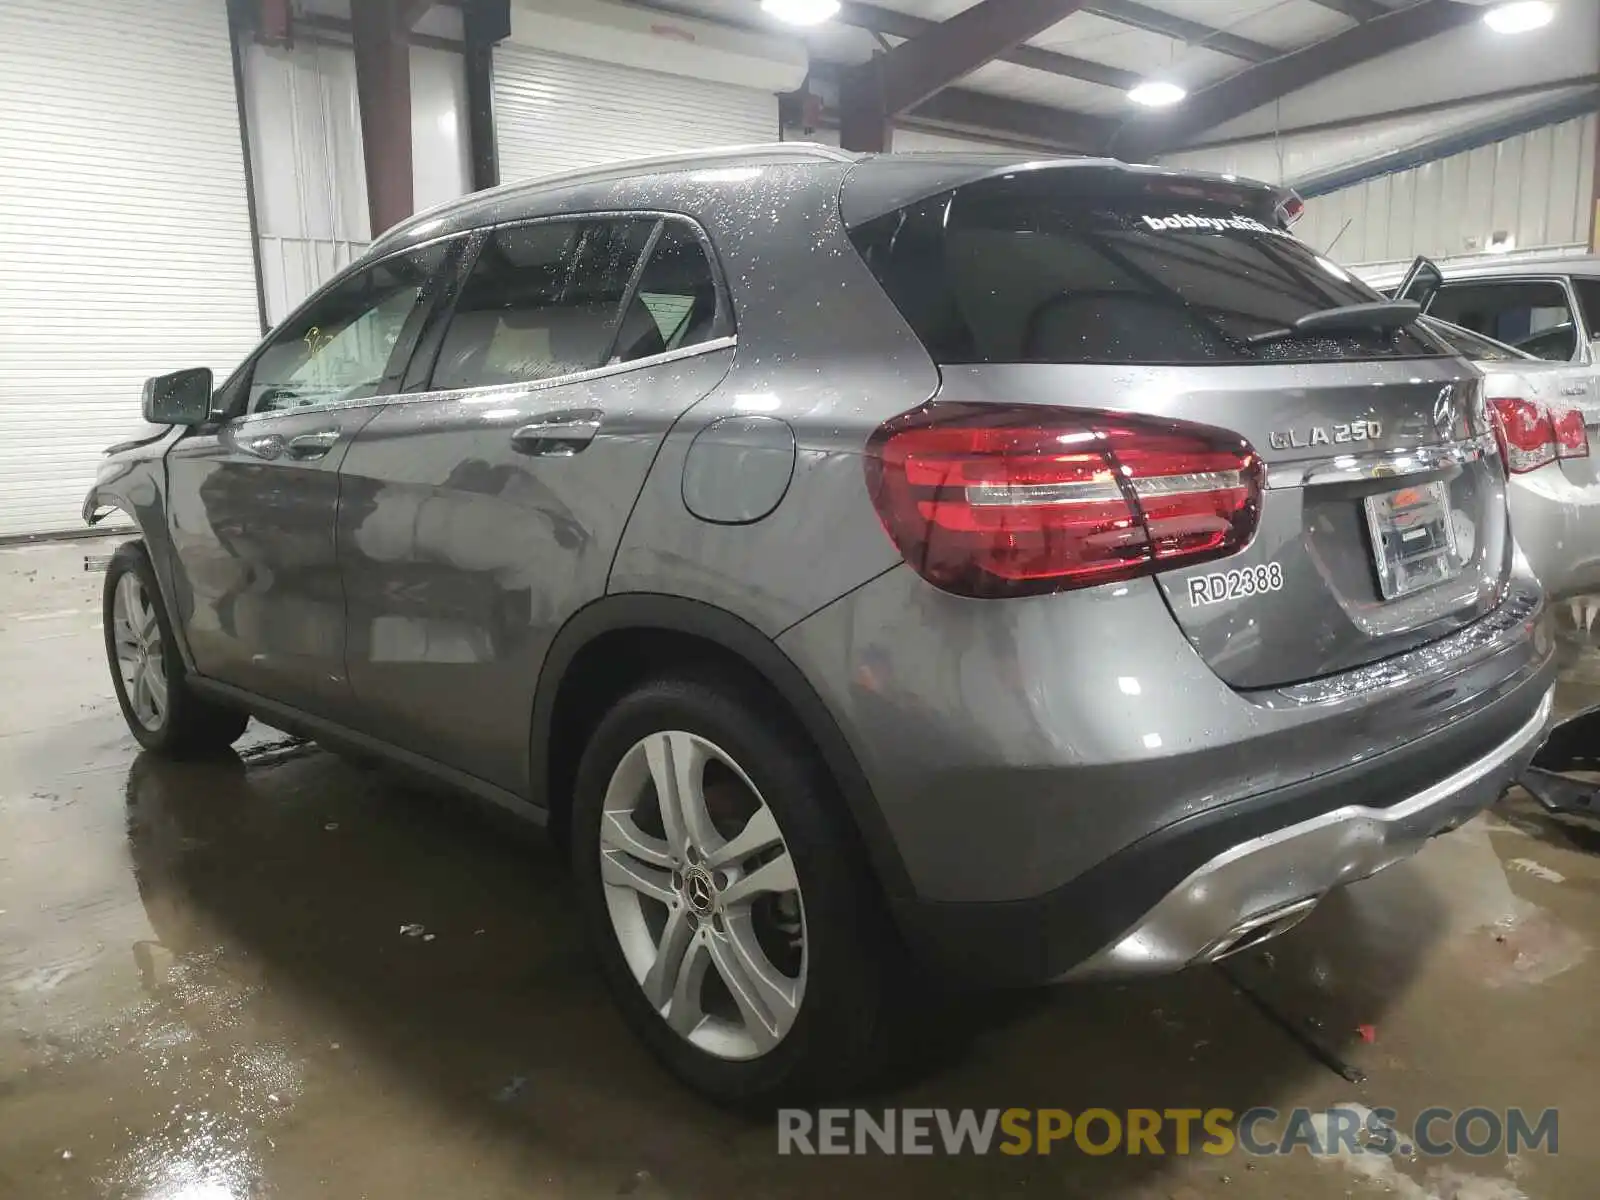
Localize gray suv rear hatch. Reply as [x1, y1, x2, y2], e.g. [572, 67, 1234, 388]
[844, 159, 1510, 689]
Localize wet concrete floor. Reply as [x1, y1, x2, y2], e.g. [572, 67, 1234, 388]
[2, 537, 1598, 1199]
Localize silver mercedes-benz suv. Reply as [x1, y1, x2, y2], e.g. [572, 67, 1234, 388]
[86, 145, 1556, 1103]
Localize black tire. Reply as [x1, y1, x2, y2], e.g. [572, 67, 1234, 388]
[571, 673, 894, 1106]
[103, 541, 248, 757]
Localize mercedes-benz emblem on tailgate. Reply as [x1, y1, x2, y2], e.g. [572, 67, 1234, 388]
[1433, 385, 1457, 437]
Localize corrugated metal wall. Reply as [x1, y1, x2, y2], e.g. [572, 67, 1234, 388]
[0, 0, 261, 538]
[1296, 114, 1597, 269]
[494, 45, 777, 184]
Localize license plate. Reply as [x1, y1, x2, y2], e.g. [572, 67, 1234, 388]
[1362, 480, 1463, 600]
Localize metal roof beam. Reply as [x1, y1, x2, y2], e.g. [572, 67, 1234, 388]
[1290, 87, 1600, 197]
[836, 1, 1141, 91]
[909, 86, 1114, 149]
[803, 61, 1114, 151]
[1083, 0, 1277, 62]
[861, 0, 1090, 116]
[1113, 0, 1481, 159]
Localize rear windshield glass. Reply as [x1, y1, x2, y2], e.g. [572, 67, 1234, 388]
[847, 173, 1447, 366]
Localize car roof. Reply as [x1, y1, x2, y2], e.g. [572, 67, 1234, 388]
[367, 143, 1287, 261]
[1364, 251, 1600, 288]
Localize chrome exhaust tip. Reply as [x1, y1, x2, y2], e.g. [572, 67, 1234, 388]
[1199, 895, 1321, 964]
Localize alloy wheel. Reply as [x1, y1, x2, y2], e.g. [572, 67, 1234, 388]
[111, 572, 167, 732]
[599, 730, 807, 1061]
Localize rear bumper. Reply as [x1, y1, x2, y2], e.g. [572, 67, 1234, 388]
[1510, 469, 1600, 600]
[884, 641, 1556, 986]
[1062, 683, 1552, 978]
[778, 559, 1557, 985]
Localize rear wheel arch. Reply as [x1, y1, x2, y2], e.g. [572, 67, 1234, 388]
[530, 594, 911, 898]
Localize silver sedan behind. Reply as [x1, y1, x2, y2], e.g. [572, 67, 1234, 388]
[1423, 316, 1600, 601]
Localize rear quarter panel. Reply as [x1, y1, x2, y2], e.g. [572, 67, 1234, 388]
[607, 163, 938, 634]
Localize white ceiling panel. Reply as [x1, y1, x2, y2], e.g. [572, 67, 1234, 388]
[1031, 12, 1245, 88]
[1222, 0, 1352, 46]
[1116, 0, 1349, 48]
[961, 59, 1128, 113]
[860, 0, 973, 20]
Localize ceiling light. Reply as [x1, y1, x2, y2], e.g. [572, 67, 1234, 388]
[1483, 1, 1554, 34]
[761, 0, 840, 25]
[1127, 81, 1187, 108]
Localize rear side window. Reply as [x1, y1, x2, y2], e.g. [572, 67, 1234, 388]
[432, 218, 653, 389]
[611, 220, 727, 362]
[1570, 278, 1600, 339]
[1429, 281, 1577, 362]
[847, 174, 1445, 365]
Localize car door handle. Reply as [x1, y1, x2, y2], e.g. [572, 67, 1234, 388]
[235, 432, 287, 461]
[286, 430, 341, 460]
[510, 410, 603, 457]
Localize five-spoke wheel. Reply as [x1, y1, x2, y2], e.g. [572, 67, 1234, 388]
[599, 730, 806, 1061]
[111, 570, 168, 731]
[572, 673, 892, 1104]
[102, 542, 248, 755]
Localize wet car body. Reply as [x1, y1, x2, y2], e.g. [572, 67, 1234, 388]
[87, 145, 1557, 1098]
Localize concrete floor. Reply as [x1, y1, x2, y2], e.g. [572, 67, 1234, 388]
[2, 538, 1598, 1200]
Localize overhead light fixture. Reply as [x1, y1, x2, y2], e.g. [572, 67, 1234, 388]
[761, 0, 841, 25]
[1127, 80, 1187, 108]
[1483, 1, 1554, 34]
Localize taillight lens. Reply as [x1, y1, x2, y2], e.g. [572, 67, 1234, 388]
[1550, 403, 1590, 460]
[1489, 396, 1557, 474]
[864, 403, 1264, 598]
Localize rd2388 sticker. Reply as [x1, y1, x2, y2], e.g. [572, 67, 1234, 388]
[1187, 563, 1284, 606]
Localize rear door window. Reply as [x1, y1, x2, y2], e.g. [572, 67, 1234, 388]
[1570, 277, 1600, 340]
[432, 218, 654, 390]
[1429, 280, 1577, 362]
[847, 172, 1445, 365]
[610, 219, 728, 363]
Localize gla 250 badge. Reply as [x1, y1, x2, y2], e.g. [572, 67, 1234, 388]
[1267, 420, 1381, 451]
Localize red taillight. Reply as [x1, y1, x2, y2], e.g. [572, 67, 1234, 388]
[864, 403, 1264, 598]
[1550, 403, 1590, 460]
[1489, 396, 1558, 474]
[1276, 192, 1305, 228]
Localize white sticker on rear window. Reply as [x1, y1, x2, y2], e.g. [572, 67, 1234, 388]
[1140, 213, 1276, 234]
[1187, 562, 1285, 606]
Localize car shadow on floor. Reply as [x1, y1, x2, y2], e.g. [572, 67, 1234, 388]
[120, 741, 1449, 1197]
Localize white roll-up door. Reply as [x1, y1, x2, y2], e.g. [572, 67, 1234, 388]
[493, 46, 778, 185]
[0, 0, 261, 539]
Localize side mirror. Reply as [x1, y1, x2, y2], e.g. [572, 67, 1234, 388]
[141, 368, 214, 426]
[1393, 255, 1443, 314]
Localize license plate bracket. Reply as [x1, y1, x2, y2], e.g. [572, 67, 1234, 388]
[1362, 480, 1463, 600]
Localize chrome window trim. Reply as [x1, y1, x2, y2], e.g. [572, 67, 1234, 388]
[231, 334, 737, 426]
[1264, 434, 1498, 489]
